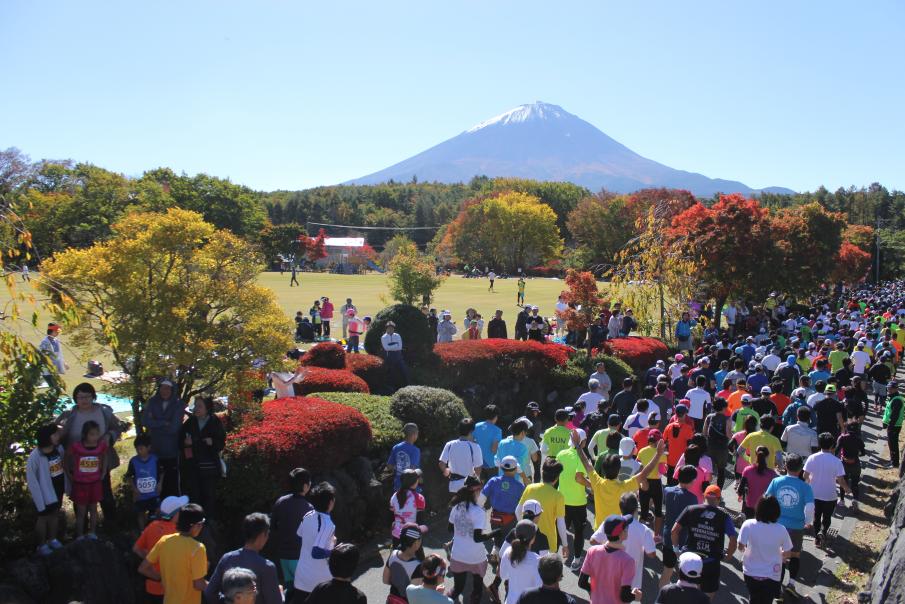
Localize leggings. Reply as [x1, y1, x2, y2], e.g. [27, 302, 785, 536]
[745, 575, 780, 604]
[639, 478, 663, 518]
[564, 504, 587, 558]
[841, 464, 861, 501]
[452, 572, 484, 603]
[814, 499, 836, 536]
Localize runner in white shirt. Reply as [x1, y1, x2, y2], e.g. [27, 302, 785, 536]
[850, 343, 871, 375]
[439, 419, 484, 492]
[576, 380, 605, 415]
[499, 520, 542, 604]
[685, 376, 712, 423]
[590, 492, 655, 590]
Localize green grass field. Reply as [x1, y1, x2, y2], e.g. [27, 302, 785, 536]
[1, 272, 585, 389]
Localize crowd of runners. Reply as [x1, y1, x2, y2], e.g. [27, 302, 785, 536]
[24, 280, 905, 604]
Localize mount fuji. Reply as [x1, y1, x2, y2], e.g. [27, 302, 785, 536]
[347, 102, 793, 196]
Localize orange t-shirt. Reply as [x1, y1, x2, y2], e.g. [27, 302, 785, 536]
[664, 421, 694, 467]
[726, 389, 749, 415]
[770, 393, 791, 416]
[135, 519, 177, 595]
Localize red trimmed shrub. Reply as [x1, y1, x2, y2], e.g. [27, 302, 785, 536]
[300, 341, 347, 369]
[222, 397, 373, 518]
[293, 367, 370, 395]
[227, 396, 372, 473]
[602, 336, 670, 373]
[345, 353, 389, 392]
[433, 339, 571, 375]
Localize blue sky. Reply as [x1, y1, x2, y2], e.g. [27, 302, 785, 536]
[2, 1, 903, 192]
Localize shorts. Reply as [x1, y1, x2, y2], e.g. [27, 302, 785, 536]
[134, 497, 159, 515]
[709, 447, 729, 470]
[873, 381, 888, 397]
[71, 480, 103, 506]
[37, 501, 62, 516]
[449, 559, 487, 576]
[662, 544, 677, 568]
[701, 559, 721, 593]
[787, 528, 804, 553]
[280, 559, 298, 586]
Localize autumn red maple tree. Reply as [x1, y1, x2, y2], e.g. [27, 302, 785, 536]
[306, 228, 328, 263]
[832, 242, 872, 285]
[560, 269, 608, 331]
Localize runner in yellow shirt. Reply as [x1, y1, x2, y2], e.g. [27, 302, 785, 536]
[571, 430, 666, 529]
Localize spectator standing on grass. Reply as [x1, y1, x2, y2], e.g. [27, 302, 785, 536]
[320, 297, 334, 338]
[303, 543, 367, 604]
[143, 379, 186, 498]
[340, 298, 356, 339]
[180, 396, 225, 520]
[26, 423, 65, 556]
[437, 311, 457, 343]
[346, 309, 364, 353]
[39, 322, 67, 385]
[57, 382, 122, 528]
[516, 307, 530, 341]
[205, 513, 282, 604]
[488, 309, 508, 339]
[488, 270, 497, 292]
[139, 503, 208, 604]
[124, 433, 162, 531]
[675, 312, 697, 352]
[270, 468, 312, 593]
[804, 432, 851, 548]
[65, 420, 108, 538]
[381, 321, 411, 385]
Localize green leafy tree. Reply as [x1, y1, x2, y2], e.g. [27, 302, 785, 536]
[566, 192, 638, 267]
[41, 208, 293, 428]
[379, 234, 418, 269]
[387, 248, 443, 305]
[258, 222, 307, 266]
[439, 192, 563, 272]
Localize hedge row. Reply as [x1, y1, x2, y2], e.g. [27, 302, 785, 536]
[311, 391, 401, 452]
[602, 336, 671, 373]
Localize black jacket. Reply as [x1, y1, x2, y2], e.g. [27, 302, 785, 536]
[180, 414, 226, 477]
[487, 318, 507, 339]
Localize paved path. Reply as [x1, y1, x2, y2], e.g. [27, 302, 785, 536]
[350, 388, 895, 604]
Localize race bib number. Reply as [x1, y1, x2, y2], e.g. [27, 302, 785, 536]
[78, 456, 100, 473]
[48, 457, 63, 477]
[136, 476, 158, 494]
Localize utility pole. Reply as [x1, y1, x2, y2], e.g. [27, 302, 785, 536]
[876, 216, 883, 284]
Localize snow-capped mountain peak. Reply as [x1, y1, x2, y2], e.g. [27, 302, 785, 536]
[466, 101, 569, 133]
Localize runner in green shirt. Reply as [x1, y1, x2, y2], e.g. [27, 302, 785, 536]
[541, 409, 573, 459]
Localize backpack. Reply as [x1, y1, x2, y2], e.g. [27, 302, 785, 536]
[708, 412, 730, 448]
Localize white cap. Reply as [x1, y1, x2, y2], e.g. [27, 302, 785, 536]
[792, 387, 807, 399]
[679, 552, 704, 578]
[760, 386, 772, 395]
[619, 437, 636, 456]
[574, 428, 587, 444]
[160, 495, 189, 517]
[741, 394, 753, 402]
[522, 500, 543, 517]
[500, 455, 520, 471]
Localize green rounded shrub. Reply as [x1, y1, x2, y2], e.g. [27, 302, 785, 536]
[551, 350, 633, 392]
[363, 304, 435, 366]
[389, 385, 468, 447]
[310, 391, 401, 453]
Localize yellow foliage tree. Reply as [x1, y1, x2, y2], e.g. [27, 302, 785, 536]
[40, 208, 293, 427]
[441, 192, 563, 272]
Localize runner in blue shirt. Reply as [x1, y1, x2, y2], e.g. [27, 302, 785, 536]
[473, 405, 502, 481]
[387, 423, 421, 490]
[495, 419, 532, 484]
[763, 453, 814, 598]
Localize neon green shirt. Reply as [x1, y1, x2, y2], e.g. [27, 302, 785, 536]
[555, 448, 588, 506]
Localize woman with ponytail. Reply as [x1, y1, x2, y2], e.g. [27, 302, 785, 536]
[405, 554, 452, 604]
[737, 445, 778, 518]
[448, 476, 500, 604]
[384, 524, 426, 602]
[499, 520, 541, 604]
[390, 469, 426, 548]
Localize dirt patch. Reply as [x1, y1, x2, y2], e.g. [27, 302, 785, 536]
[826, 465, 899, 604]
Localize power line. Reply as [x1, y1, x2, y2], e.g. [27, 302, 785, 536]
[305, 221, 442, 231]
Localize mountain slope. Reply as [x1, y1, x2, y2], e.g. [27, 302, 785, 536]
[347, 102, 793, 196]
